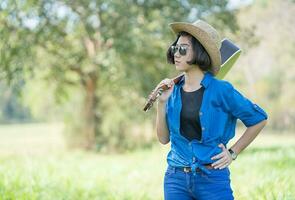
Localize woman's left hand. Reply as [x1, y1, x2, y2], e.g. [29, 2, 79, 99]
[211, 143, 233, 169]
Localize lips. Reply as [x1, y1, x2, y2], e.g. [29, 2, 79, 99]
[175, 60, 181, 64]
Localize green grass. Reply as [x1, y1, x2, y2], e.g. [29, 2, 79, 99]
[0, 124, 294, 199]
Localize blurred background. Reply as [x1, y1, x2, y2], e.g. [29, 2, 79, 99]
[0, 0, 294, 199]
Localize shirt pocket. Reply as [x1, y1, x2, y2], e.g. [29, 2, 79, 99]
[207, 103, 230, 141]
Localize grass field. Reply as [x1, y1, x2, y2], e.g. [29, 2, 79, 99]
[0, 123, 294, 200]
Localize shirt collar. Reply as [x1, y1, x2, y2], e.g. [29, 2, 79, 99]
[178, 71, 214, 89]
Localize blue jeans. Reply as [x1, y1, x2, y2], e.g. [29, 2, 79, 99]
[164, 165, 234, 200]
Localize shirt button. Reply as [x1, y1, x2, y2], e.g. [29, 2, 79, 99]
[192, 157, 196, 162]
[202, 127, 205, 131]
[199, 111, 203, 116]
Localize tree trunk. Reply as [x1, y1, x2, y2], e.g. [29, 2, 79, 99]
[82, 73, 100, 150]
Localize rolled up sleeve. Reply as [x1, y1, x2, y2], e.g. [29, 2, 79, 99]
[223, 82, 268, 127]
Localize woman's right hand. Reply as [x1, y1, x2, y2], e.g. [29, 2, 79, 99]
[156, 78, 175, 103]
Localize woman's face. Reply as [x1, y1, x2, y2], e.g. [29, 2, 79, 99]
[173, 35, 195, 72]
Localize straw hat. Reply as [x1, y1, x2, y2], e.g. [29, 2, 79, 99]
[169, 20, 222, 75]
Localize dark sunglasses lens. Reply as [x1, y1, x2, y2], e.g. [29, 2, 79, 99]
[171, 45, 187, 56]
[179, 46, 187, 55]
[171, 46, 177, 54]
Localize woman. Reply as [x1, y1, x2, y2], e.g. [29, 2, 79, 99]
[156, 20, 268, 200]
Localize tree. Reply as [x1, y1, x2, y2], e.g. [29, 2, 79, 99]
[0, 0, 237, 150]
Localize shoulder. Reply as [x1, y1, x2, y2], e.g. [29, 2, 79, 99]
[210, 77, 234, 95]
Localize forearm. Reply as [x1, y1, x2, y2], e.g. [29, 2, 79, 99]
[156, 101, 170, 144]
[230, 119, 267, 155]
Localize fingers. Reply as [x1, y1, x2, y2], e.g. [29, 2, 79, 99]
[212, 157, 231, 169]
[218, 163, 230, 169]
[218, 143, 226, 150]
[211, 153, 227, 168]
[211, 143, 226, 160]
[157, 79, 174, 89]
[212, 156, 226, 167]
[211, 143, 232, 169]
[211, 156, 231, 169]
[164, 79, 174, 88]
[211, 151, 223, 160]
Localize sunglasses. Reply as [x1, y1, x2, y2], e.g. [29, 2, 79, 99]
[171, 45, 189, 56]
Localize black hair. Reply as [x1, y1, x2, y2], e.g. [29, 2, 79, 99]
[166, 31, 212, 72]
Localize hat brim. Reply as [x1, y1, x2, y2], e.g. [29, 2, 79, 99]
[169, 22, 221, 75]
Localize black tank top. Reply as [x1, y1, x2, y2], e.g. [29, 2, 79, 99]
[180, 86, 204, 141]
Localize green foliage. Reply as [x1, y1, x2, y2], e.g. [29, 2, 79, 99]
[0, 0, 238, 151]
[225, 0, 295, 130]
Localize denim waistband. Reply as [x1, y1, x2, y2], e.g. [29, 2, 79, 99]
[168, 162, 213, 175]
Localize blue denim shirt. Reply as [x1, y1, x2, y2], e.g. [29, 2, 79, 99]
[165, 71, 268, 174]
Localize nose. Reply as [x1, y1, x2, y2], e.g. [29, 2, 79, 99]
[174, 50, 180, 58]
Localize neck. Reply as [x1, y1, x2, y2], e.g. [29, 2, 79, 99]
[183, 67, 205, 91]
